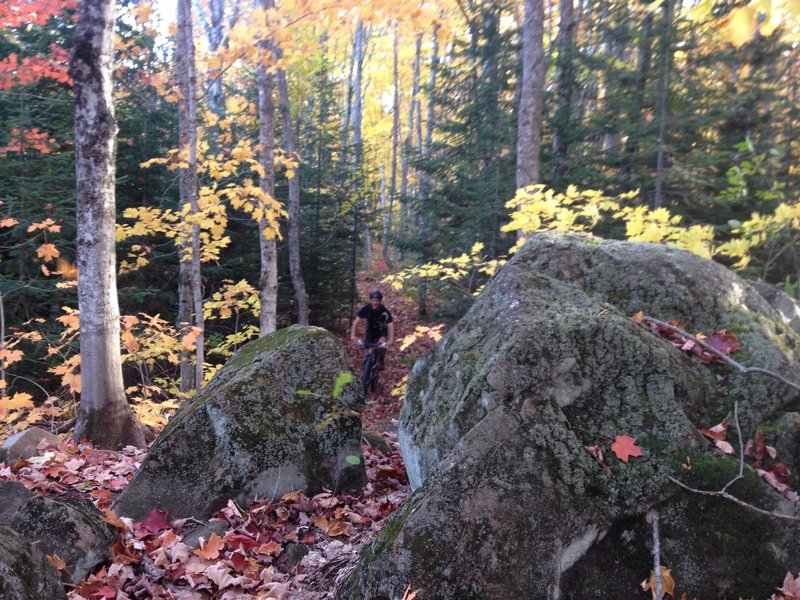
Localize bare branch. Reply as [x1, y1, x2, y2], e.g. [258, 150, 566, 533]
[643, 316, 800, 393]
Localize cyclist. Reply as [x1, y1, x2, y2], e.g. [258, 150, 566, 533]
[350, 290, 395, 370]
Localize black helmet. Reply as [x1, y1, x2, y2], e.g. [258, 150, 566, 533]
[369, 290, 383, 300]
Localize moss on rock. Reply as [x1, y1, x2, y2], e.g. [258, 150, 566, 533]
[115, 325, 366, 521]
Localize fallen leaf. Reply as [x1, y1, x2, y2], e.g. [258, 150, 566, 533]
[611, 435, 644, 463]
[714, 440, 735, 455]
[641, 566, 676, 599]
[584, 444, 610, 469]
[47, 553, 66, 571]
[137, 508, 171, 535]
[698, 417, 730, 441]
[194, 532, 224, 560]
[102, 509, 127, 530]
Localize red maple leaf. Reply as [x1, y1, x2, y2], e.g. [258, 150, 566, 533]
[137, 509, 171, 536]
[611, 435, 644, 463]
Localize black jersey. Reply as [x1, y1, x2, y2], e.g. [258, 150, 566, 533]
[357, 304, 393, 342]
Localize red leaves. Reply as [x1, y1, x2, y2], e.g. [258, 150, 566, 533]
[611, 435, 644, 463]
[633, 313, 741, 364]
[585, 435, 644, 467]
[137, 509, 171, 536]
[773, 571, 800, 600]
[698, 418, 797, 502]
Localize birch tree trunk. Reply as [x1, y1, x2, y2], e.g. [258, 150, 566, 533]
[516, 0, 546, 194]
[399, 34, 422, 250]
[385, 21, 400, 269]
[257, 0, 278, 335]
[177, 0, 204, 392]
[70, 0, 145, 448]
[276, 68, 309, 325]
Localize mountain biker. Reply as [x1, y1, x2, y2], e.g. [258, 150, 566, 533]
[350, 290, 395, 369]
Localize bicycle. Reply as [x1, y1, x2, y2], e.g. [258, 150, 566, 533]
[357, 340, 386, 395]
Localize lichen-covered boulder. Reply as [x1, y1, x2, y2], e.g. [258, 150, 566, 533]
[115, 325, 365, 521]
[0, 427, 61, 464]
[9, 496, 116, 584]
[0, 525, 65, 599]
[340, 232, 800, 600]
[0, 480, 34, 524]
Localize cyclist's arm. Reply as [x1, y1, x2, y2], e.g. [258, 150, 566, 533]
[386, 322, 395, 346]
[350, 316, 362, 341]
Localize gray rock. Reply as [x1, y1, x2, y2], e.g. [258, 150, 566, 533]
[0, 427, 61, 464]
[9, 496, 116, 584]
[362, 431, 392, 454]
[341, 232, 800, 600]
[0, 480, 34, 525]
[0, 524, 65, 599]
[115, 325, 365, 521]
[183, 518, 229, 549]
[752, 280, 800, 336]
[274, 542, 309, 572]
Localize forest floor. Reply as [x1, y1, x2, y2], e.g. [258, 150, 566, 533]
[0, 267, 444, 599]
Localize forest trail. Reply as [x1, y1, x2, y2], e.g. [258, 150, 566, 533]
[345, 265, 445, 432]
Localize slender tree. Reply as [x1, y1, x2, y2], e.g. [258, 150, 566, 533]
[516, 0, 546, 195]
[70, 0, 145, 448]
[653, 0, 674, 208]
[176, 0, 204, 392]
[256, 0, 278, 334]
[277, 67, 309, 325]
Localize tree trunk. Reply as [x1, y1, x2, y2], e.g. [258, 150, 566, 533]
[276, 68, 309, 325]
[653, 0, 674, 209]
[70, 0, 145, 449]
[551, 0, 576, 184]
[257, 62, 278, 334]
[399, 34, 422, 251]
[195, 0, 225, 115]
[386, 21, 400, 268]
[515, 0, 546, 194]
[176, 0, 204, 392]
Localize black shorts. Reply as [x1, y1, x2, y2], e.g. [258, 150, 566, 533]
[365, 329, 388, 344]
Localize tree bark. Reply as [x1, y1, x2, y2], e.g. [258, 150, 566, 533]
[399, 34, 422, 249]
[70, 0, 145, 448]
[653, 0, 674, 209]
[386, 21, 400, 269]
[515, 0, 546, 193]
[257, 0, 278, 335]
[551, 0, 576, 184]
[276, 68, 309, 325]
[176, 0, 204, 392]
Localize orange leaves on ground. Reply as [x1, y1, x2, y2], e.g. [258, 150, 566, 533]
[102, 509, 128, 531]
[194, 532, 225, 560]
[402, 585, 421, 600]
[313, 515, 350, 538]
[257, 540, 282, 556]
[611, 435, 644, 463]
[641, 566, 675, 599]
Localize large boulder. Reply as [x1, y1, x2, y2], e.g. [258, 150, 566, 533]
[0, 480, 34, 524]
[0, 525, 65, 599]
[9, 496, 115, 584]
[115, 325, 365, 520]
[340, 232, 800, 600]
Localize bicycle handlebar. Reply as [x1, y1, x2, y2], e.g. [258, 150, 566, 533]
[356, 339, 386, 348]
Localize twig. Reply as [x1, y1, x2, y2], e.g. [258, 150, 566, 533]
[643, 316, 800, 392]
[666, 475, 799, 521]
[669, 403, 799, 522]
[56, 417, 76, 435]
[649, 510, 663, 599]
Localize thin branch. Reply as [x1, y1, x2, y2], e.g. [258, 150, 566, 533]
[643, 316, 800, 392]
[667, 475, 800, 521]
[649, 510, 662, 599]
